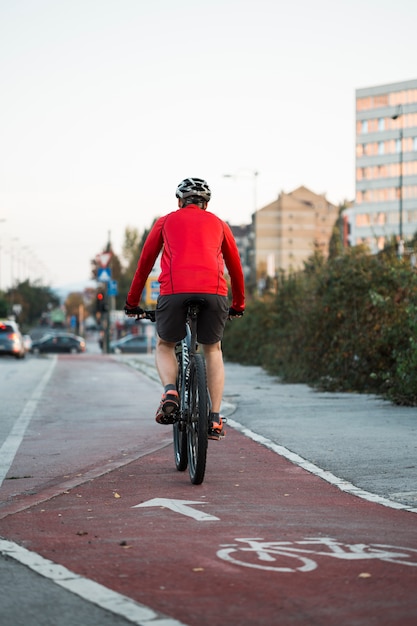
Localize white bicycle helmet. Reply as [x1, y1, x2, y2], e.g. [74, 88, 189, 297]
[175, 178, 211, 202]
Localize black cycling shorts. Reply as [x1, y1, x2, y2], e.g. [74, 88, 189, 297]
[156, 293, 229, 344]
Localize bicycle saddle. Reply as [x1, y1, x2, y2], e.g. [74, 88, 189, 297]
[182, 297, 208, 309]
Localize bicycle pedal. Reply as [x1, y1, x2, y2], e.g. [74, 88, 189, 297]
[156, 412, 178, 425]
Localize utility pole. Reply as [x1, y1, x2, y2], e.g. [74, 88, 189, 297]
[391, 105, 404, 258]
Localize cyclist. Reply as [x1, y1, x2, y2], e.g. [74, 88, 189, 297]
[125, 177, 245, 439]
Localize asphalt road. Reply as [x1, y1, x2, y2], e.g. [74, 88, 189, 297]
[0, 346, 416, 625]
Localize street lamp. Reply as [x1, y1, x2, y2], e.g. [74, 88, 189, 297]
[223, 170, 260, 289]
[391, 105, 404, 257]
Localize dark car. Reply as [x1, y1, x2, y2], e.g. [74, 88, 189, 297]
[31, 332, 86, 354]
[0, 320, 26, 358]
[109, 333, 156, 354]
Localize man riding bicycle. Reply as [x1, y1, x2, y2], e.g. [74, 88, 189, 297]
[125, 177, 245, 439]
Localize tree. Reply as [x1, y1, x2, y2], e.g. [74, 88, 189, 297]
[4, 280, 60, 330]
[0, 292, 8, 318]
[328, 201, 349, 259]
[115, 221, 158, 308]
[65, 292, 85, 320]
[122, 226, 142, 274]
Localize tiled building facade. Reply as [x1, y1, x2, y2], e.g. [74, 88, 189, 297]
[344, 78, 417, 252]
[254, 186, 338, 281]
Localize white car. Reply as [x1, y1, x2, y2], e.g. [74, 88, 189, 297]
[0, 320, 26, 359]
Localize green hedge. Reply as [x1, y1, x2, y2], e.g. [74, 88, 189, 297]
[223, 246, 417, 406]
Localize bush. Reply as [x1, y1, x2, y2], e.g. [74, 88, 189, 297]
[223, 247, 417, 406]
[223, 299, 273, 366]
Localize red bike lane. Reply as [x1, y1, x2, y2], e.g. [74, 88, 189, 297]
[0, 355, 416, 625]
[1, 433, 417, 626]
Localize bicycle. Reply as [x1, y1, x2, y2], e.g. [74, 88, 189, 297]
[133, 298, 211, 485]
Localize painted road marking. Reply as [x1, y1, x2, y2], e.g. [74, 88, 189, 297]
[0, 357, 56, 488]
[133, 498, 220, 521]
[0, 539, 187, 626]
[217, 537, 417, 573]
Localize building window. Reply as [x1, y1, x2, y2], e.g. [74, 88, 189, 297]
[396, 139, 401, 153]
[376, 236, 385, 250]
[414, 137, 417, 151]
[378, 118, 385, 131]
[362, 120, 368, 133]
[378, 142, 384, 155]
[356, 214, 371, 226]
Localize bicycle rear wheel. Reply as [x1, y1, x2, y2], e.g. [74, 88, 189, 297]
[187, 353, 209, 485]
[173, 343, 187, 471]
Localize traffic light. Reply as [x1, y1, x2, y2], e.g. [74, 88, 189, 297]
[96, 291, 108, 313]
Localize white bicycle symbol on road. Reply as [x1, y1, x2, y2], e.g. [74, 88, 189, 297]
[217, 537, 417, 573]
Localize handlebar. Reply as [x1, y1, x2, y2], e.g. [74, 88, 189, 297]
[125, 306, 155, 322]
[143, 310, 155, 322]
[125, 306, 243, 323]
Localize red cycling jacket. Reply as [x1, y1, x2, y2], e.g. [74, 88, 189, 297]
[127, 205, 245, 311]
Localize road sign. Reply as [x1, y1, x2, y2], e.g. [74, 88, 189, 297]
[108, 280, 118, 296]
[150, 281, 159, 300]
[144, 276, 160, 305]
[98, 252, 112, 267]
[145, 276, 160, 305]
[97, 267, 112, 282]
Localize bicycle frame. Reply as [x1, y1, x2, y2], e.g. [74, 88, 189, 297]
[141, 300, 210, 485]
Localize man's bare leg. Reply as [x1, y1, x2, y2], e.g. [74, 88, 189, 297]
[155, 337, 178, 387]
[202, 341, 224, 414]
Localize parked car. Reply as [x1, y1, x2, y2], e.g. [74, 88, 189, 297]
[109, 333, 156, 354]
[22, 334, 33, 353]
[0, 320, 26, 359]
[30, 332, 86, 354]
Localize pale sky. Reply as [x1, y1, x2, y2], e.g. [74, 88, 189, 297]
[1, 0, 417, 291]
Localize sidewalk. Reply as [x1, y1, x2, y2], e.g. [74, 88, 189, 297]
[119, 353, 417, 513]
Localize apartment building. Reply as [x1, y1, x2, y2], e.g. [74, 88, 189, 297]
[344, 78, 417, 252]
[254, 186, 338, 280]
[229, 222, 254, 283]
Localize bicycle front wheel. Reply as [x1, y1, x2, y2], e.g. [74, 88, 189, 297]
[187, 353, 209, 485]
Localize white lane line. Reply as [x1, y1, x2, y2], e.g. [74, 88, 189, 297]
[227, 418, 417, 515]
[0, 357, 57, 488]
[0, 540, 187, 626]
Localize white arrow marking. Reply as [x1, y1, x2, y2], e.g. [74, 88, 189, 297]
[133, 498, 219, 521]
